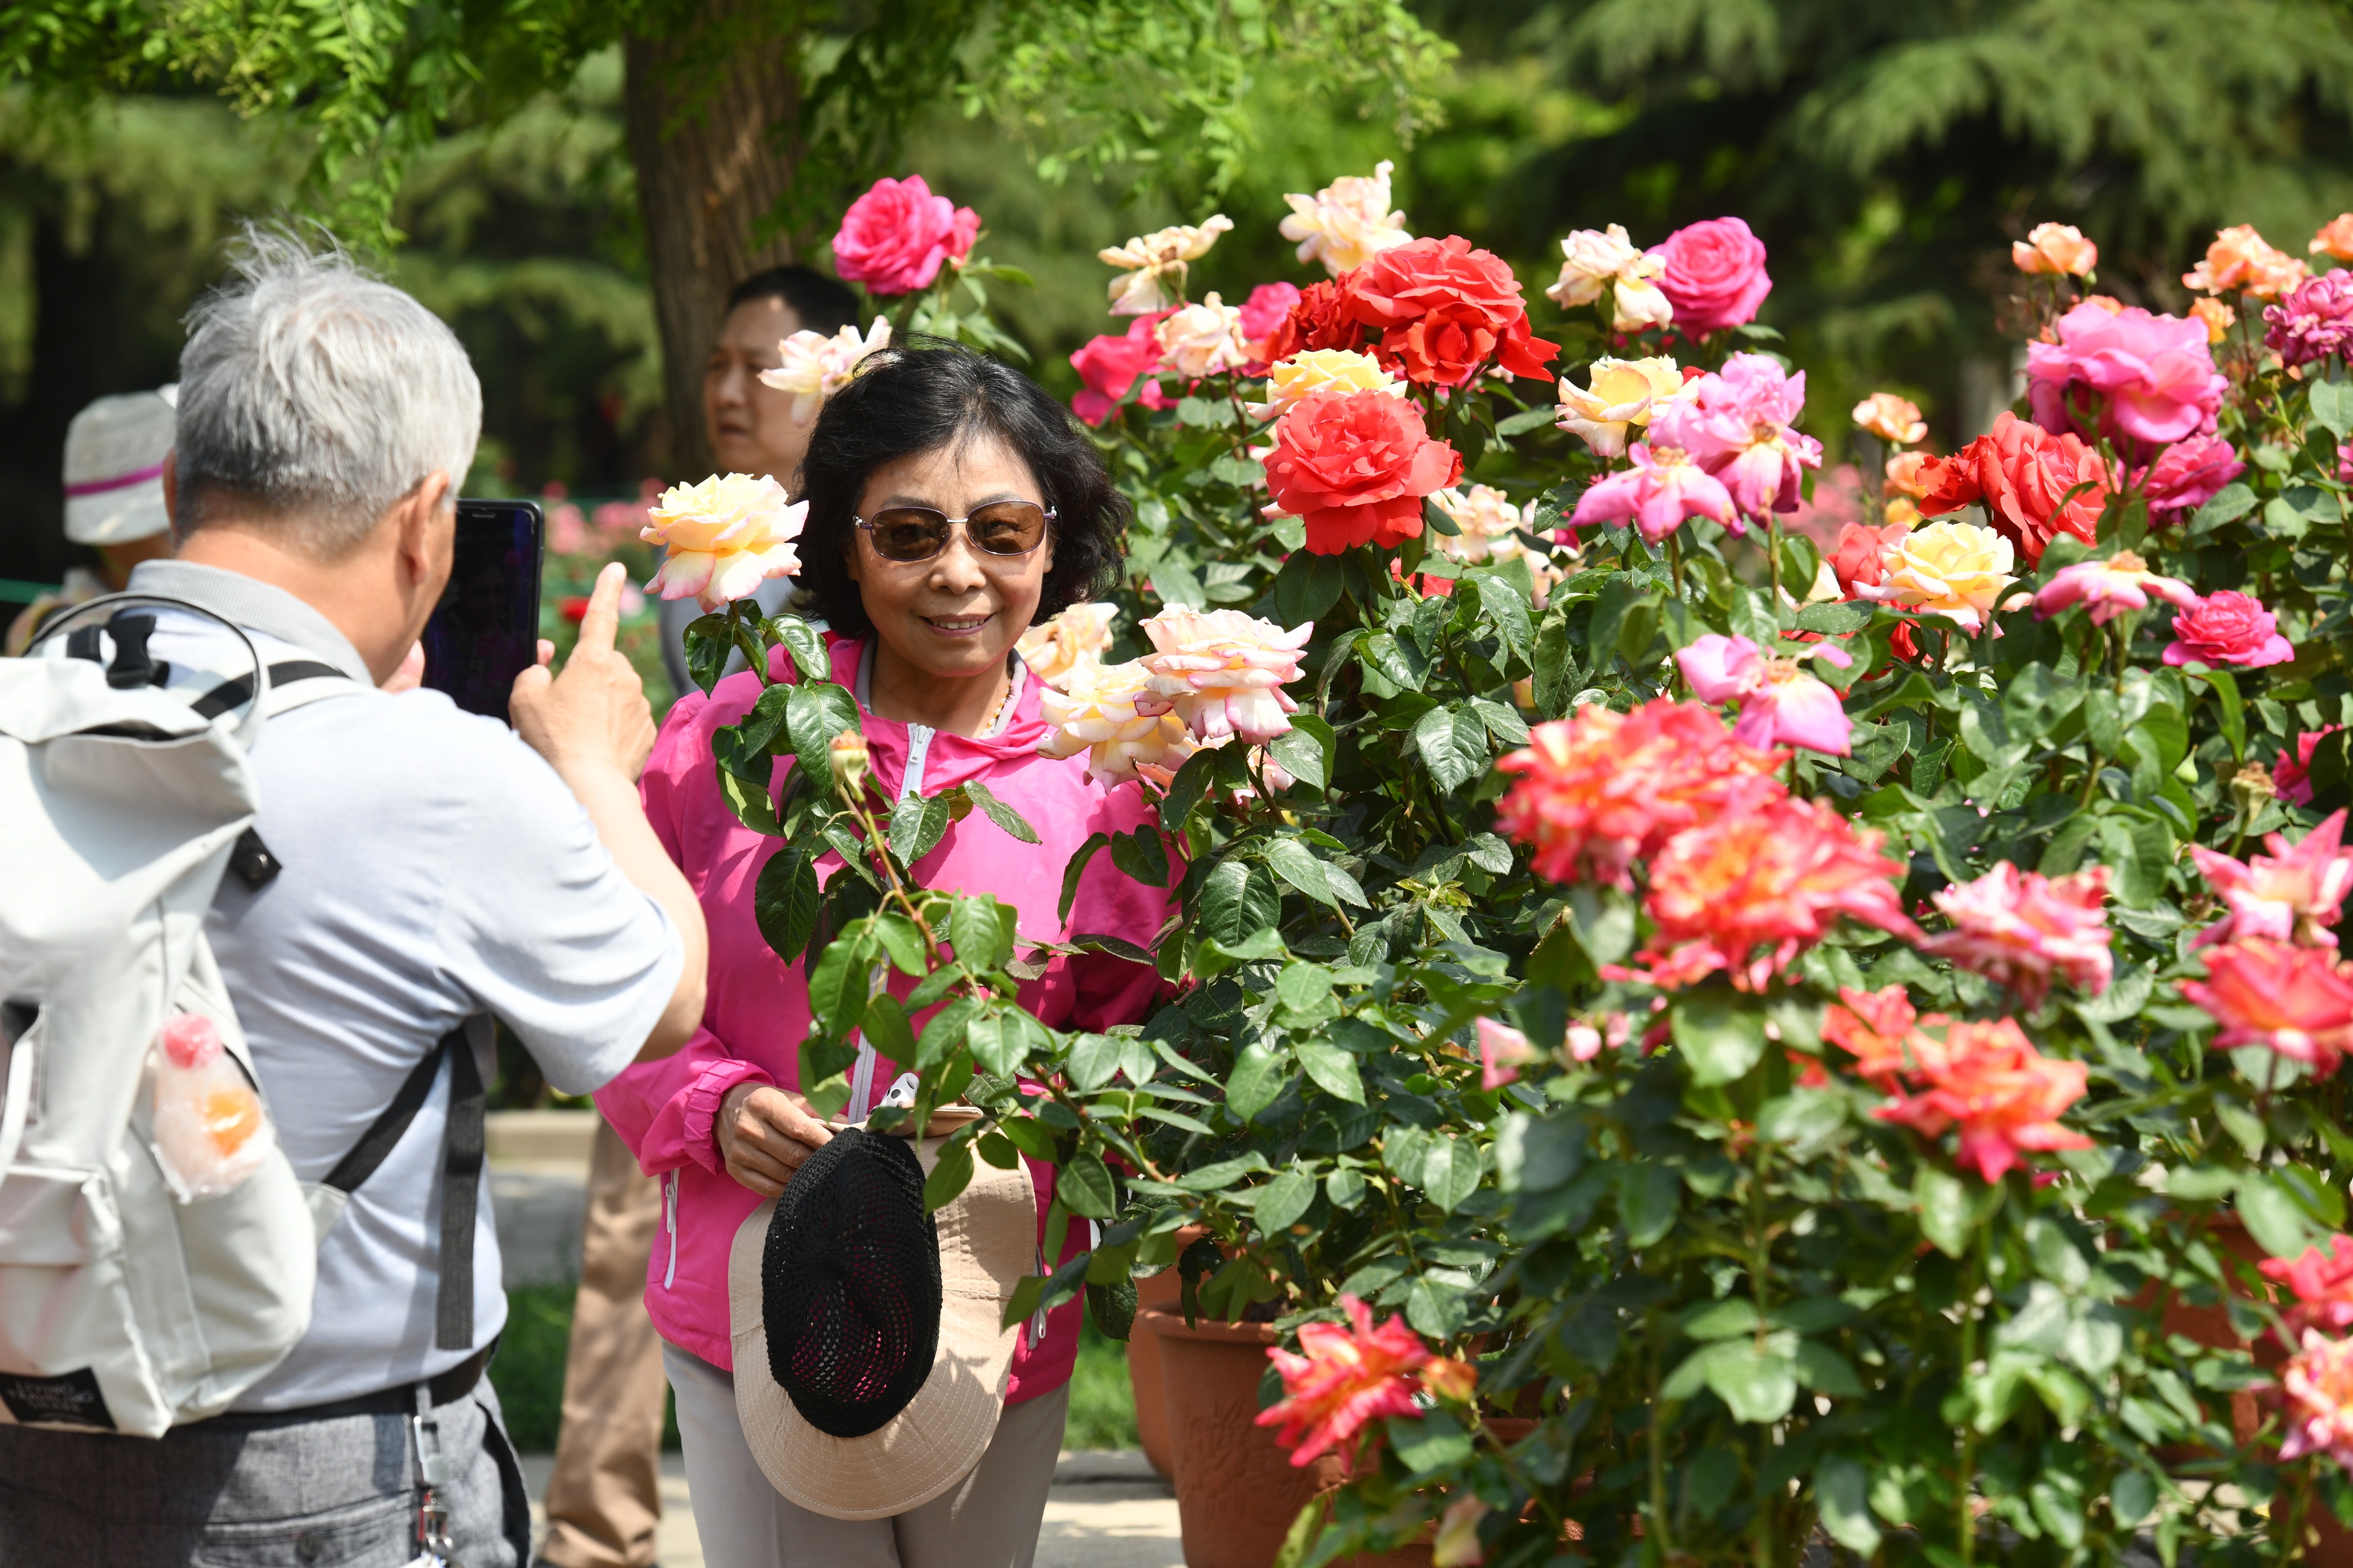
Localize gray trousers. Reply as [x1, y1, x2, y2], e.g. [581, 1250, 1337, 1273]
[0, 1376, 528, 1567]
[664, 1343, 1066, 1568]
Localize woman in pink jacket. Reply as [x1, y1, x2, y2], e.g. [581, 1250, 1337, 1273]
[596, 343, 1173, 1567]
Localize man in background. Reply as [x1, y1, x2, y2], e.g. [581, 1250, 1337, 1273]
[542, 261, 856, 1568]
[4, 388, 179, 654]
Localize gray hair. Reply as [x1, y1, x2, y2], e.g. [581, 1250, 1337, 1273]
[175, 230, 481, 555]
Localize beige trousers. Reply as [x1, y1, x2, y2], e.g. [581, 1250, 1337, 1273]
[662, 1343, 1068, 1568]
[538, 1117, 669, 1568]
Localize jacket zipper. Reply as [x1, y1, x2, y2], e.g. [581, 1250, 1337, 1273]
[662, 1170, 678, 1289]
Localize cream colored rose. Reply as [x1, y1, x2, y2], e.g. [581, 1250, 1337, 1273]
[1244, 349, 1404, 420]
[1278, 161, 1412, 276]
[641, 473, 808, 612]
[1139, 607, 1313, 744]
[1430, 485, 1534, 566]
[1547, 225, 1643, 308]
[1016, 602, 1120, 690]
[1609, 261, 1675, 332]
[1039, 659, 1195, 787]
[1556, 356, 1684, 458]
[1098, 216, 1235, 316]
[1855, 519, 2018, 633]
[1851, 392, 1927, 446]
[1155, 292, 1250, 380]
[759, 319, 892, 425]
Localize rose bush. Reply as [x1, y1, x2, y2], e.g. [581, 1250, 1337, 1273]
[678, 185, 2353, 1568]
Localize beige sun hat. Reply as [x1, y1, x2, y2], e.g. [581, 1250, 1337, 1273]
[63, 387, 177, 546]
[729, 1128, 1035, 1520]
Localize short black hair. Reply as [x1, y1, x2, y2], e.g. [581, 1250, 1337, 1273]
[793, 341, 1127, 640]
[727, 265, 859, 338]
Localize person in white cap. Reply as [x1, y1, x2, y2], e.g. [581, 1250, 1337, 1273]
[3, 387, 181, 655]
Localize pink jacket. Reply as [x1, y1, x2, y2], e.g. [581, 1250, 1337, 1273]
[597, 633, 1174, 1402]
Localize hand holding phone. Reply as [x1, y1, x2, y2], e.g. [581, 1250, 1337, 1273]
[422, 499, 545, 723]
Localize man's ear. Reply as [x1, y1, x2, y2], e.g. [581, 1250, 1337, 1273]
[397, 471, 455, 585]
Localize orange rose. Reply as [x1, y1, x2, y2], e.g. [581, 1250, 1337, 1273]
[1914, 412, 2107, 565]
[2184, 223, 2308, 299]
[2011, 222, 2098, 278]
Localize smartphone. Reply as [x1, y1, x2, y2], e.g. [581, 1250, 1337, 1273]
[422, 499, 545, 725]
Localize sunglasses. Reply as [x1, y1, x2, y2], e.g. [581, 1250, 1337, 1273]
[853, 501, 1054, 563]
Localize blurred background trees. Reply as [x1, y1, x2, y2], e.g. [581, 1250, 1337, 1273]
[5, 0, 2353, 589]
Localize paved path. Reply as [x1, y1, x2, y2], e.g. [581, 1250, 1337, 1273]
[518, 1450, 1183, 1567]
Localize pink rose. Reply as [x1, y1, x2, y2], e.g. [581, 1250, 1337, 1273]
[1652, 216, 1773, 336]
[2139, 433, 2246, 525]
[2264, 270, 2353, 368]
[1237, 282, 1304, 358]
[2025, 299, 2227, 451]
[831, 175, 979, 296]
[1069, 312, 1175, 426]
[2164, 589, 2295, 669]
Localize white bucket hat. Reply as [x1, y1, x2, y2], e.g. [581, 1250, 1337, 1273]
[64, 386, 177, 546]
[728, 1125, 1034, 1520]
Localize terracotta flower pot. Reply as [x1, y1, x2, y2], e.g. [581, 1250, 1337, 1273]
[1126, 1264, 1186, 1477]
[1143, 1306, 1431, 1568]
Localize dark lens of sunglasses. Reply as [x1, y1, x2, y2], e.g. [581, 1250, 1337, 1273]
[869, 511, 951, 561]
[967, 503, 1047, 555]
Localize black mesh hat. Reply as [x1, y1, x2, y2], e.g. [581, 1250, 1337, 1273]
[760, 1127, 941, 1437]
[729, 1123, 1036, 1520]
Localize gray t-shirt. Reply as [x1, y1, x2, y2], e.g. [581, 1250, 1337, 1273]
[126, 560, 684, 1410]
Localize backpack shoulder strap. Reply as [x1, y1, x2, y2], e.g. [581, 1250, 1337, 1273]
[193, 661, 352, 722]
[317, 1023, 489, 1355]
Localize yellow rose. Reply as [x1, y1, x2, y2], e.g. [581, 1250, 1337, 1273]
[1278, 161, 1412, 276]
[1098, 215, 1234, 316]
[641, 472, 806, 612]
[1245, 349, 1404, 421]
[1555, 356, 1682, 458]
[1854, 519, 2017, 633]
[1429, 485, 1534, 566]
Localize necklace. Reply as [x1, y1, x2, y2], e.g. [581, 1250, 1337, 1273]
[975, 668, 1011, 736]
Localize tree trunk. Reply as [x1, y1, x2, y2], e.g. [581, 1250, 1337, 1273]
[624, 12, 803, 480]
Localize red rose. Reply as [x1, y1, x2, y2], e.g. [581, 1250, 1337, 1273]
[1262, 278, 1366, 363]
[1916, 412, 2107, 565]
[831, 175, 979, 296]
[1264, 389, 1462, 555]
[1653, 216, 1773, 336]
[1826, 521, 1919, 664]
[1342, 236, 1559, 386]
[1069, 312, 1173, 426]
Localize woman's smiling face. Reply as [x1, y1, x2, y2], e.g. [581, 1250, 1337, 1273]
[844, 432, 1056, 683]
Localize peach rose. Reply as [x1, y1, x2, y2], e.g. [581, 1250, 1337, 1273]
[1852, 392, 1927, 446]
[1098, 216, 1235, 316]
[641, 472, 806, 611]
[2312, 214, 2353, 262]
[1016, 602, 1119, 690]
[1038, 658, 1195, 788]
[1155, 293, 1251, 379]
[2011, 222, 2098, 277]
[2189, 296, 2238, 343]
[2184, 224, 2308, 299]
[1278, 161, 1412, 276]
[1139, 607, 1313, 745]
[759, 318, 892, 425]
[1429, 484, 1535, 566]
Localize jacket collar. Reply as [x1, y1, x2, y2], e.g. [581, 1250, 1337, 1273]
[125, 559, 374, 685]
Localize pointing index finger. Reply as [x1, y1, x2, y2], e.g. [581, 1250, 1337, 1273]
[574, 561, 626, 656]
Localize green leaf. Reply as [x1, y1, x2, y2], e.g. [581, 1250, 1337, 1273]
[1255, 1168, 1316, 1232]
[753, 846, 821, 963]
[951, 894, 1012, 970]
[1618, 1163, 1679, 1248]
[1262, 838, 1335, 906]
[1059, 1152, 1119, 1219]
[2111, 1469, 2157, 1528]
[1917, 1166, 1973, 1259]
[1275, 963, 1332, 1013]
[1294, 1040, 1366, 1104]
[1405, 1276, 1469, 1338]
[861, 993, 915, 1065]
[888, 790, 952, 867]
[1267, 721, 1331, 792]
[1704, 1342, 1798, 1424]
[2192, 667, 2247, 759]
[1385, 1410, 1472, 1474]
[718, 768, 781, 835]
[1069, 1032, 1125, 1093]
[2191, 481, 2258, 533]
[1672, 990, 1768, 1086]
[1794, 1341, 1865, 1396]
[683, 613, 732, 696]
[2241, 1170, 2325, 1258]
[1795, 601, 1872, 635]
[924, 1137, 975, 1213]
[1109, 826, 1171, 888]
[768, 613, 830, 684]
[1361, 631, 1425, 690]
[1817, 1455, 1883, 1554]
[915, 996, 979, 1069]
[1418, 1135, 1481, 1212]
[1198, 858, 1281, 946]
[965, 1010, 1023, 1077]
[1058, 832, 1112, 923]
[871, 911, 928, 976]
[786, 683, 865, 787]
[1497, 405, 1557, 436]
[1274, 550, 1344, 626]
[1414, 705, 1481, 794]
[1159, 749, 1219, 835]
[732, 681, 796, 754]
[806, 935, 874, 1039]
[1225, 1045, 1288, 1122]
[2310, 378, 2353, 439]
[963, 779, 1041, 844]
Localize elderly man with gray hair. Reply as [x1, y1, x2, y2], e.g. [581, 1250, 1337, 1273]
[0, 235, 708, 1566]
